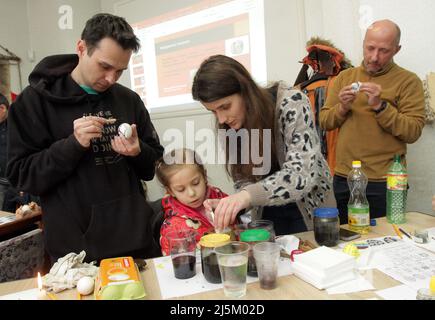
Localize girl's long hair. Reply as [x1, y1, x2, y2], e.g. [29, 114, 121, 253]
[192, 55, 279, 183]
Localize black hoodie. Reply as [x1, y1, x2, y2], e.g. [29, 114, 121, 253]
[6, 54, 164, 262]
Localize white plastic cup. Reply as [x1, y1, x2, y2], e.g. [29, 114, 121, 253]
[165, 230, 197, 279]
[253, 242, 281, 290]
[215, 241, 249, 298]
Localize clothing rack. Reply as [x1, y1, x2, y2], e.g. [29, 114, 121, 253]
[0, 44, 23, 93]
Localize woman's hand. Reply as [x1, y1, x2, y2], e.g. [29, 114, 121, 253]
[203, 190, 251, 230]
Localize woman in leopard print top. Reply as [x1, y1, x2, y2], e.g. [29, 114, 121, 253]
[192, 55, 332, 234]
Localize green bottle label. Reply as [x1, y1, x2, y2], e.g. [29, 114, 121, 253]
[348, 206, 370, 227]
[387, 174, 407, 190]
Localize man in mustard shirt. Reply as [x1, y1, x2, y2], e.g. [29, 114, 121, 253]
[319, 19, 425, 224]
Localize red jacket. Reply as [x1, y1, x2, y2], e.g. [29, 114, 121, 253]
[160, 185, 228, 256]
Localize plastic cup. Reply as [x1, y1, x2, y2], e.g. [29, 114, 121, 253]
[215, 241, 249, 298]
[165, 230, 197, 279]
[253, 242, 281, 290]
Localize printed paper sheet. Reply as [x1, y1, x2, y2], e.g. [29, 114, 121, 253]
[153, 251, 293, 299]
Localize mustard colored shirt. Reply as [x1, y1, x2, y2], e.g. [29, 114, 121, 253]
[319, 61, 425, 181]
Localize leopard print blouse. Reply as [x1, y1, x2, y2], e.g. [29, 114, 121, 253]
[241, 82, 333, 230]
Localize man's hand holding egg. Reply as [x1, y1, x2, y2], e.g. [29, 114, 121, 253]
[338, 83, 358, 117]
[350, 81, 361, 93]
[118, 123, 132, 139]
[111, 123, 141, 157]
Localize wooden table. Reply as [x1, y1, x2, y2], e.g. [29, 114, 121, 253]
[0, 210, 42, 239]
[0, 211, 433, 300]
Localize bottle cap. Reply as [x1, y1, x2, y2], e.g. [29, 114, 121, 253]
[199, 233, 230, 248]
[240, 229, 270, 242]
[314, 207, 339, 218]
[352, 160, 361, 168]
[370, 219, 377, 226]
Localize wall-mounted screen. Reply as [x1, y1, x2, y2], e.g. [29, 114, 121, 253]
[126, 0, 266, 111]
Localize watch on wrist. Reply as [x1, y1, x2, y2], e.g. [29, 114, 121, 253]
[374, 100, 388, 114]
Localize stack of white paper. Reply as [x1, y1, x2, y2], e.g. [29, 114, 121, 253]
[292, 246, 356, 289]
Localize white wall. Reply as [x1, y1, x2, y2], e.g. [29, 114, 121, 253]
[26, 0, 101, 65]
[359, 0, 435, 79]
[0, 0, 101, 92]
[303, 0, 363, 65]
[0, 0, 32, 93]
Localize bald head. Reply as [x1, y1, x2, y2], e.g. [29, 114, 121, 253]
[362, 19, 402, 75]
[365, 20, 401, 46]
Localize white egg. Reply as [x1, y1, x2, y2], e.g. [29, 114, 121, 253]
[118, 123, 132, 139]
[21, 204, 32, 214]
[76, 276, 95, 296]
[351, 81, 361, 93]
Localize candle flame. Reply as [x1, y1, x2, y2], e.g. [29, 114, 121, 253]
[37, 272, 42, 290]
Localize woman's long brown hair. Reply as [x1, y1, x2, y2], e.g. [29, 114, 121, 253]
[192, 55, 279, 183]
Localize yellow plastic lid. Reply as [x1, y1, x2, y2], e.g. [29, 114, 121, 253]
[199, 233, 230, 248]
[352, 160, 361, 168]
[430, 276, 435, 293]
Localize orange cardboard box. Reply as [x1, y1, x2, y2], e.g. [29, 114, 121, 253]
[94, 256, 146, 300]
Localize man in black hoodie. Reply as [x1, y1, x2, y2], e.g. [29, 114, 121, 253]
[6, 13, 164, 263]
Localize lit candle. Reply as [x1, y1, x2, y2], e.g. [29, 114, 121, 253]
[36, 272, 49, 300]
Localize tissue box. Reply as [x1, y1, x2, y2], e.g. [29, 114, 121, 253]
[94, 256, 146, 300]
[292, 246, 356, 289]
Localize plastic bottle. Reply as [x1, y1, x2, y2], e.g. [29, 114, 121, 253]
[347, 160, 370, 234]
[386, 154, 408, 224]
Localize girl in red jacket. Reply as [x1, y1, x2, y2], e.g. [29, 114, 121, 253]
[156, 148, 228, 256]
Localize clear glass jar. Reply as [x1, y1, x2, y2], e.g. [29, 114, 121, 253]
[199, 233, 231, 283]
[313, 208, 340, 247]
[248, 219, 275, 241]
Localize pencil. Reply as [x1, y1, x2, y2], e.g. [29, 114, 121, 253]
[46, 292, 58, 300]
[392, 224, 403, 239]
[398, 227, 412, 239]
